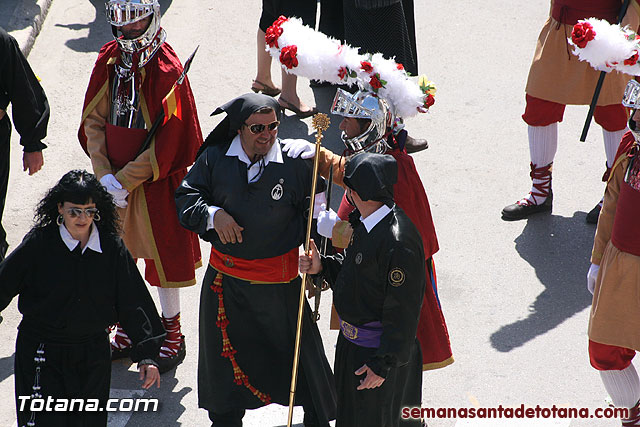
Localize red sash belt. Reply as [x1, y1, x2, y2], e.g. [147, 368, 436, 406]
[209, 246, 299, 283]
[552, 0, 620, 25]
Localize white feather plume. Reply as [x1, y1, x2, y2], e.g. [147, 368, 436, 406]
[266, 17, 433, 117]
[569, 18, 640, 75]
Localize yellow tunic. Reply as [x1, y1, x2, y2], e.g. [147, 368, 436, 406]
[589, 148, 640, 350]
[525, 1, 640, 106]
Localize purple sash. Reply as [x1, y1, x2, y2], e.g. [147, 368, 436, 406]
[338, 317, 383, 348]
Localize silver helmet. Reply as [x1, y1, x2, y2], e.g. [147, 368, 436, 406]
[622, 79, 640, 140]
[331, 88, 394, 157]
[105, 0, 161, 53]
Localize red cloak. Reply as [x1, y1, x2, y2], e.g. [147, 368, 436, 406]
[78, 38, 202, 287]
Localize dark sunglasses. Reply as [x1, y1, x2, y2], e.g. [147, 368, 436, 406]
[66, 207, 99, 218]
[244, 121, 280, 134]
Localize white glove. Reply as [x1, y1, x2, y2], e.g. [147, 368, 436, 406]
[587, 263, 600, 295]
[281, 139, 316, 159]
[100, 174, 129, 208]
[317, 204, 339, 238]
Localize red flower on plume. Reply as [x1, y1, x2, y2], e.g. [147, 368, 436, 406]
[338, 67, 348, 80]
[370, 74, 383, 90]
[625, 51, 639, 66]
[280, 45, 299, 69]
[360, 61, 373, 73]
[273, 15, 289, 27]
[571, 21, 596, 48]
[397, 63, 404, 71]
[424, 94, 435, 108]
[265, 24, 283, 48]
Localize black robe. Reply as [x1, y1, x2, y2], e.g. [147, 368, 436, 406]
[0, 28, 49, 246]
[0, 225, 165, 427]
[175, 140, 336, 423]
[321, 206, 424, 427]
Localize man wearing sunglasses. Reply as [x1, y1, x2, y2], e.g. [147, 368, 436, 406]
[78, 0, 203, 374]
[175, 93, 336, 427]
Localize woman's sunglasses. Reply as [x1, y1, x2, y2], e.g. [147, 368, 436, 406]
[245, 121, 280, 135]
[66, 207, 99, 218]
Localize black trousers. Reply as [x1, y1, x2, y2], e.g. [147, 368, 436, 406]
[14, 330, 112, 427]
[0, 114, 11, 246]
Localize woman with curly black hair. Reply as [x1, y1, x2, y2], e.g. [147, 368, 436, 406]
[0, 169, 165, 427]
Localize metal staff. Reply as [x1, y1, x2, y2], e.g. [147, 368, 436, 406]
[312, 164, 333, 322]
[287, 113, 330, 427]
[135, 45, 199, 157]
[580, 0, 630, 141]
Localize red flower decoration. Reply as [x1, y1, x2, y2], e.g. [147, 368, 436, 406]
[265, 24, 283, 48]
[360, 61, 373, 73]
[424, 94, 435, 108]
[338, 67, 348, 80]
[571, 22, 596, 48]
[625, 51, 639, 66]
[280, 45, 299, 69]
[370, 74, 383, 89]
[397, 63, 404, 70]
[273, 15, 288, 27]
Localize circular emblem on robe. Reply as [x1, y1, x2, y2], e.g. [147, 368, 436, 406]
[223, 256, 235, 268]
[389, 268, 405, 287]
[271, 183, 283, 200]
[340, 320, 358, 340]
[355, 253, 363, 265]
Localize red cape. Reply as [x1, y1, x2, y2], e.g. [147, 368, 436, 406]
[79, 38, 202, 287]
[337, 149, 453, 370]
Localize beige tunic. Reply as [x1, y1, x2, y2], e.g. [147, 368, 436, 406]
[83, 92, 156, 259]
[526, 1, 640, 106]
[589, 151, 640, 350]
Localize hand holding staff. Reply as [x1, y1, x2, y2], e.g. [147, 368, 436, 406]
[287, 113, 330, 427]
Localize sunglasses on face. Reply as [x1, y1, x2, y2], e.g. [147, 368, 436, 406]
[244, 121, 280, 135]
[66, 207, 99, 218]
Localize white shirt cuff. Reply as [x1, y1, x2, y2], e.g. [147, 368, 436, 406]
[207, 206, 222, 230]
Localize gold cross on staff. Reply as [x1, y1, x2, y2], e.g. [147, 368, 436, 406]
[312, 112, 331, 134]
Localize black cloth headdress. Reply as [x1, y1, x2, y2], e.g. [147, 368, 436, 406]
[343, 152, 397, 206]
[197, 93, 281, 158]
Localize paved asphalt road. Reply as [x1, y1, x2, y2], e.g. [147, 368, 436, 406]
[0, 1, 631, 426]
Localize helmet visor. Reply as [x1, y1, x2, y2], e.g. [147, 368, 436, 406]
[106, 1, 154, 26]
[331, 88, 375, 119]
[622, 79, 640, 109]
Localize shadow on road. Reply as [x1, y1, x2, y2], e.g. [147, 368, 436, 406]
[490, 211, 596, 352]
[110, 360, 190, 426]
[1, 0, 39, 33]
[57, 0, 174, 53]
[0, 353, 14, 384]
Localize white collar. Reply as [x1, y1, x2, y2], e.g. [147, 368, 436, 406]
[59, 223, 102, 254]
[225, 135, 283, 166]
[361, 204, 393, 233]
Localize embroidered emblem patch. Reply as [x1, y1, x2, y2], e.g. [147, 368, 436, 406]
[340, 320, 359, 340]
[389, 268, 405, 287]
[355, 253, 363, 264]
[271, 183, 283, 200]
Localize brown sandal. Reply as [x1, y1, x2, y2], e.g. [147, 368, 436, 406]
[278, 97, 318, 119]
[251, 79, 281, 97]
